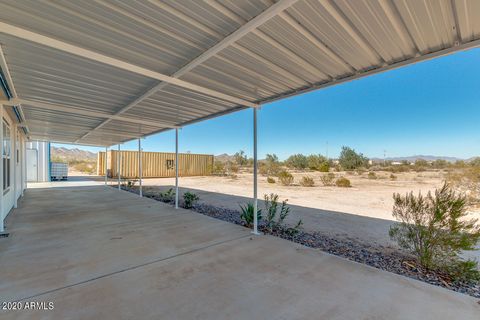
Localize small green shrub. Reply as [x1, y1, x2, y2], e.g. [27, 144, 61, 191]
[240, 203, 262, 228]
[158, 188, 175, 203]
[278, 170, 294, 186]
[390, 173, 397, 180]
[320, 172, 336, 186]
[263, 193, 302, 235]
[389, 183, 480, 282]
[183, 192, 199, 209]
[300, 176, 315, 187]
[267, 177, 276, 184]
[213, 161, 226, 176]
[335, 177, 351, 188]
[286, 154, 308, 170]
[318, 162, 330, 172]
[367, 171, 377, 179]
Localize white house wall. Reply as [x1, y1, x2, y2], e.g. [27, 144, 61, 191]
[0, 103, 27, 232]
[26, 140, 50, 182]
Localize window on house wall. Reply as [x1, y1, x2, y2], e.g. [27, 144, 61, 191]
[3, 118, 10, 191]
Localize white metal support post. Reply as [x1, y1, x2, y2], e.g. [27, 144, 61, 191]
[117, 144, 121, 190]
[104, 147, 107, 187]
[138, 138, 143, 197]
[0, 104, 3, 233]
[13, 124, 17, 209]
[175, 128, 179, 209]
[252, 107, 259, 235]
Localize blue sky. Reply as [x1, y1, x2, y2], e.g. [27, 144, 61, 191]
[54, 48, 480, 160]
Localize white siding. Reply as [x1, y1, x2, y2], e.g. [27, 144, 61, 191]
[26, 140, 50, 182]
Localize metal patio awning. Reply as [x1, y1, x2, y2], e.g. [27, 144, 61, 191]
[0, 0, 479, 146]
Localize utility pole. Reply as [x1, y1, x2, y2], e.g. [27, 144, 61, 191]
[326, 141, 329, 160]
[383, 149, 386, 166]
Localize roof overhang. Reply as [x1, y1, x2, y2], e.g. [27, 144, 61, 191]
[0, 0, 478, 146]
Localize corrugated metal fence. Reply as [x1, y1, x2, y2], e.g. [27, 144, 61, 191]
[97, 150, 213, 178]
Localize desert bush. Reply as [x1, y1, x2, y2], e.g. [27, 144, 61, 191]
[263, 153, 281, 176]
[335, 177, 351, 188]
[123, 179, 137, 189]
[234, 150, 248, 166]
[307, 154, 328, 171]
[225, 161, 239, 174]
[389, 184, 480, 282]
[390, 173, 397, 180]
[320, 172, 336, 186]
[433, 159, 448, 169]
[264, 193, 302, 235]
[446, 166, 480, 207]
[338, 146, 369, 170]
[318, 161, 330, 172]
[213, 161, 226, 176]
[356, 168, 366, 175]
[469, 157, 480, 167]
[158, 188, 175, 203]
[385, 165, 410, 173]
[367, 171, 377, 179]
[285, 154, 308, 170]
[73, 160, 96, 174]
[267, 177, 276, 184]
[278, 170, 294, 186]
[183, 192, 199, 209]
[300, 176, 315, 187]
[239, 203, 262, 228]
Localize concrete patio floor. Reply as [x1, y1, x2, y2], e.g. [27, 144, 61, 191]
[0, 184, 478, 319]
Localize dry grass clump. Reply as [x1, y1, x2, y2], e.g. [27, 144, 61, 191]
[335, 177, 351, 188]
[278, 171, 294, 186]
[300, 176, 315, 187]
[320, 172, 336, 186]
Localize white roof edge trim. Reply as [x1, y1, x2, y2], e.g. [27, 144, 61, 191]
[0, 21, 258, 108]
[0, 98, 178, 129]
[258, 39, 480, 105]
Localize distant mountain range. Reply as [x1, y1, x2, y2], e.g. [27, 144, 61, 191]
[216, 153, 476, 163]
[51, 146, 96, 162]
[370, 155, 468, 163]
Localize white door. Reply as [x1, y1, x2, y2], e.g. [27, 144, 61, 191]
[26, 149, 38, 182]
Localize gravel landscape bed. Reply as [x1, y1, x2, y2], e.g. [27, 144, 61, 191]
[126, 187, 480, 299]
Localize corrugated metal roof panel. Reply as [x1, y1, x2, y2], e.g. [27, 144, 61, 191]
[0, 0, 478, 146]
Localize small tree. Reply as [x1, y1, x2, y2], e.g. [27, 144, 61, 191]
[234, 150, 248, 166]
[285, 154, 308, 170]
[338, 146, 368, 170]
[389, 184, 480, 281]
[264, 153, 281, 176]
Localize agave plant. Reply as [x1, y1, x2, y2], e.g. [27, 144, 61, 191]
[239, 203, 262, 228]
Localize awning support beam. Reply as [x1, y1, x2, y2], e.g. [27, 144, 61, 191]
[252, 107, 259, 235]
[175, 128, 179, 209]
[104, 147, 108, 187]
[117, 144, 121, 190]
[0, 21, 257, 109]
[138, 138, 143, 197]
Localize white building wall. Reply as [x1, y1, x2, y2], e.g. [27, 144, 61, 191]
[0, 103, 27, 232]
[26, 140, 50, 182]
